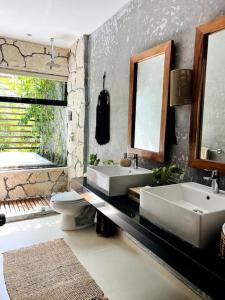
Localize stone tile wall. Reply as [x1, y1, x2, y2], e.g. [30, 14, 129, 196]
[0, 37, 69, 77]
[67, 36, 88, 184]
[0, 167, 68, 200]
[0, 34, 89, 196]
[0, 36, 70, 200]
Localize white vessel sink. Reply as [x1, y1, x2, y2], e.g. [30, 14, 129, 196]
[87, 165, 152, 197]
[140, 182, 225, 248]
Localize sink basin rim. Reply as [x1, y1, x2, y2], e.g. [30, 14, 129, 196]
[141, 182, 225, 215]
[87, 165, 152, 178]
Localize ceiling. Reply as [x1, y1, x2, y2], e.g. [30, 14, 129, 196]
[0, 0, 130, 48]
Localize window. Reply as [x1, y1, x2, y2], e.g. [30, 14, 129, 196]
[0, 73, 67, 105]
[0, 73, 67, 169]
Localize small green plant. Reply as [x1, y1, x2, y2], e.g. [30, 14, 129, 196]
[152, 164, 184, 185]
[89, 154, 100, 166]
[103, 159, 114, 165]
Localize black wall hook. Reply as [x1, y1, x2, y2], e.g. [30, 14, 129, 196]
[103, 72, 106, 90]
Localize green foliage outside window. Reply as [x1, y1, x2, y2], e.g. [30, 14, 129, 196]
[6, 76, 60, 148]
[0, 75, 67, 165]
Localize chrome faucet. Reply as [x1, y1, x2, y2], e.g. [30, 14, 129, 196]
[204, 170, 220, 193]
[126, 153, 138, 169]
[133, 154, 138, 169]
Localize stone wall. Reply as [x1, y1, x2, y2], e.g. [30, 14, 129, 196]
[67, 36, 88, 184]
[88, 0, 225, 187]
[0, 167, 68, 200]
[0, 37, 69, 78]
[0, 36, 69, 200]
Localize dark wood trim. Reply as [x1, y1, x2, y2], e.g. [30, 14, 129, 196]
[0, 118, 35, 122]
[0, 141, 39, 144]
[189, 15, 225, 171]
[0, 96, 67, 106]
[128, 40, 173, 162]
[0, 106, 28, 110]
[0, 197, 51, 217]
[0, 124, 33, 127]
[0, 136, 39, 139]
[1, 147, 39, 149]
[0, 130, 32, 132]
[0, 112, 27, 115]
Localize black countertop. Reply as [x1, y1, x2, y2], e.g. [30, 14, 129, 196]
[71, 177, 225, 300]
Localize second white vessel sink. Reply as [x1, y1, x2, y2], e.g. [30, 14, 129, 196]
[87, 165, 152, 197]
[140, 182, 225, 248]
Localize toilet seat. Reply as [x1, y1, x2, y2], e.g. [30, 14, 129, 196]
[51, 191, 85, 205]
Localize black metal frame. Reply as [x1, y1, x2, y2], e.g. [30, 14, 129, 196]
[0, 81, 68, 167]
[0, 82, 68, 107]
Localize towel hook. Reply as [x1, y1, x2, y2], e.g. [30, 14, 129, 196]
[103, 72, 106, 90]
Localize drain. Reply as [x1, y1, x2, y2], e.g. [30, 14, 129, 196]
[193, 209, 204, 214]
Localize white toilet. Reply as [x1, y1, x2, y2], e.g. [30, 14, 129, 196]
[50, 191, 95, 231]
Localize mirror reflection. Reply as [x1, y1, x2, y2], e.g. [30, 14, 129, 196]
[128, 40, 172, 162]
[200, 29, 225, 162]
[134, 54, 165, 152]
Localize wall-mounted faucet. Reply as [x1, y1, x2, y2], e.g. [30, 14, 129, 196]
[204, 170, 220, 193]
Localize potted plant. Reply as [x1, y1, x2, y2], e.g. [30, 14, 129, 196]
[88, 154, 100, 166]
[152, 164, 184, 186]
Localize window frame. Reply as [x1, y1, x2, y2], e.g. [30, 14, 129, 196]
[0, 74, 68, 166]
[0, 82, 68, 107]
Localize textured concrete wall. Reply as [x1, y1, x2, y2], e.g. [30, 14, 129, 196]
[0, 37, 69, 78]
[67, 36, 88, 184]
[88, 0, 225, 185]
[0, 167, 68, 200]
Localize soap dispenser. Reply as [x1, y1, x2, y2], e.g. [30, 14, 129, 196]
[120, 153, 131, 167]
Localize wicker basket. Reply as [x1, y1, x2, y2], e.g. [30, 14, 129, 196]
[219, 225, 225, 259]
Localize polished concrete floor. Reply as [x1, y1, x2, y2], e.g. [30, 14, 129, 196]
[0, 215, 203, 300]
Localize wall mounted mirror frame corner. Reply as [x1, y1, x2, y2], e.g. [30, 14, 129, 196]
[189, 15, 225, 172]
[127, 40, 173, 163]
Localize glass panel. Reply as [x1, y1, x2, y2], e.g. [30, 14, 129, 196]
[0, 102, 67, 168]
[0, 73, 66, 101]
[200, 30, 225, 162]
[134, 54, 165, 152]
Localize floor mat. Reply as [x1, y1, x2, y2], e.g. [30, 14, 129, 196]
[3, 239, 108, 300]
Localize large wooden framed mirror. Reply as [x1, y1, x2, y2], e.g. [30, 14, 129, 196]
[189, 15, 225, 171]
[128, 41, 173, 162]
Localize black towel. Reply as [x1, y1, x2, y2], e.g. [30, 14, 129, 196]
[95, 89, 110, 145]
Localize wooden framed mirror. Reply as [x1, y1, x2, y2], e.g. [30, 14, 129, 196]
[128, 40, 173, 162]
[189, 15, 225, 171]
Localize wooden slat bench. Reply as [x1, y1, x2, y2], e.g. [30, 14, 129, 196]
[0, 197, 52, 218]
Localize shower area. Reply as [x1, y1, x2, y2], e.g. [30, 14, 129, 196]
[0, 34, 86, 222]
[0, 73, 68, 221]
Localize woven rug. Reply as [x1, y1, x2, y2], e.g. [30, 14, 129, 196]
[3, 239, 108, 300]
